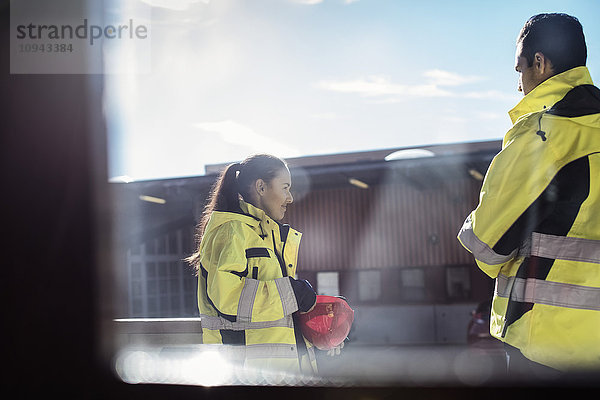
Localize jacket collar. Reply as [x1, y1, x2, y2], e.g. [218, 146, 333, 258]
[205, 200, 275, 228]
[239, 200, 290, 242]
[239, 200, 268, 224]
[508, 66, 594, 124]
[204, 200, 287, 239]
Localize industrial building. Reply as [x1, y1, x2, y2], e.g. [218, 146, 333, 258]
[110, 140, 501, 346]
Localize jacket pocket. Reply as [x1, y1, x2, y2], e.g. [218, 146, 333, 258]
[245, 247, 271, 258]
[245, 247, 271, 280]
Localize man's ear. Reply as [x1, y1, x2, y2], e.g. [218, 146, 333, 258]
[534, 51, 554, 78]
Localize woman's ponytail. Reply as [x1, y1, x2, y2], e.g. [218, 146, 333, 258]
[186, 154, 287, 272]
[199, 162, 242, 236]
[185, 162, 242, 270]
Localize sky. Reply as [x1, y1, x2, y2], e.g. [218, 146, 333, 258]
[103, 0, 600, 181]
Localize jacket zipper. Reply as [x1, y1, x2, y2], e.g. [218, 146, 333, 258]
[272, 232, 288, 277]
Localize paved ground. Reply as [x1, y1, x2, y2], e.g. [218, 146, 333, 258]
[115, 342, 509, 387]
[313, 343, 508, 386]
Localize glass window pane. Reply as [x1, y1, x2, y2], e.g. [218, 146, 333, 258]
[317, 271, 339, 296]
[159, 279, 168, 293]
[358, 270, 381, 302]
[147, 280, 157, 295]
[169, 231, 178, 254]
[401, 268, 424, 288]
[158, 262, 168, 278]
[147, 262, 157, 278]
[146, 240, 155, 255]
[446, 266, 471, 299]
[131, 262, 142, 279]
[157, 236, 166, 254]
[169, 262, 179, 277]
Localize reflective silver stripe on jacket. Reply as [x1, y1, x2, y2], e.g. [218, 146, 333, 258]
[216, 343, 316, 366]
[200, 314, 294, 331]
[204, 343, 299, 362]
[237, 278, 259, 323]
[530, 232, 600, 264]
[245, 343, 299, 359]
[458, 215, 517, 265]
[495, 274, 513, 298]
[496, 274, 600, 311]
[236, 277, 297, 322]
[274, 276, 298, 316]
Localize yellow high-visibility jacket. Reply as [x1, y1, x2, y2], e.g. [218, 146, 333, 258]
[197, 200, 317, 376]
[458, 66, 600, 371]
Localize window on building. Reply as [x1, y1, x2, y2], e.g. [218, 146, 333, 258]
[446, 265, 471, 300]
[127, 227, 199, 317]
[358, 269, 381, 302]
[400, 267, 426, 302]
[317, 271, 339, 296]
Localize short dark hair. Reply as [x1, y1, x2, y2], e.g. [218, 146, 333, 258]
[517, 13, 587, 74]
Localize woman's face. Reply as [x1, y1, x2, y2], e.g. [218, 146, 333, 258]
[256, 167, 293, 221]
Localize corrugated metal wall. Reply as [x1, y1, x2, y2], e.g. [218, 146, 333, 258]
[285, 174, 481, 271]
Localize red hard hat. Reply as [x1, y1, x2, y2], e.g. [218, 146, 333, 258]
[298, 295, 354, 350]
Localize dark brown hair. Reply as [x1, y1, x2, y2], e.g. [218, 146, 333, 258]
[517, 13, 586, 74]
[186, 154, 288, 269]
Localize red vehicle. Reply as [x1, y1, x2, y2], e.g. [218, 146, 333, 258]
[467, 298, 504, 354]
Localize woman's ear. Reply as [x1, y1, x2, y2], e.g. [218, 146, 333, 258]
[254, 179, 266, 197]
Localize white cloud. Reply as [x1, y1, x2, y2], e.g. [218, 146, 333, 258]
[315, 75, 452, 98]
[310, 112, 341, 120]
[193, 120, 300, 158]
[290, 0, 324, 4]
[291, 0, 359, 4]
[442, 116, 468, 123]
[315, 70, 516, 102]
[140, 0, 208, 11]
[463, 90, 521, 102]
[422, 69, 483, 86]
[475, 111, 504, 120]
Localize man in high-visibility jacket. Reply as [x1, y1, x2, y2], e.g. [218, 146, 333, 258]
[458, 13, 600, 375]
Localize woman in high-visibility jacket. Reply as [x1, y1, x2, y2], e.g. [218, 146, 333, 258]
[186, 154, 318, 377]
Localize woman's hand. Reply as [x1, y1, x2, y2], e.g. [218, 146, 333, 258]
[326, 341, 344, 356]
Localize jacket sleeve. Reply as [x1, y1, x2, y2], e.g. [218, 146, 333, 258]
[201, 222, 300, 323]
[457, 129, 560, 278]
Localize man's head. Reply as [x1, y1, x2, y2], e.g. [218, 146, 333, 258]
[515, 13, 587, 95]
